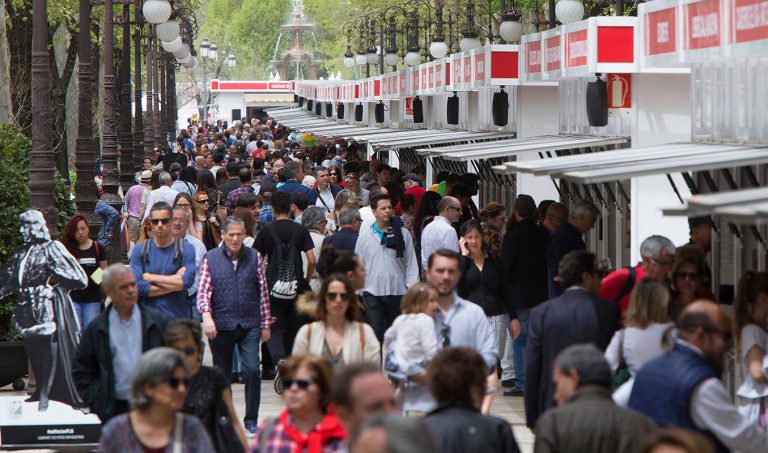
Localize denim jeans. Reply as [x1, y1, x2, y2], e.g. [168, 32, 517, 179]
[210, 326, 261, 425]
[512, 308, 530, 391]
[362, 294, 402, 343]
[74, 302, 101, 330]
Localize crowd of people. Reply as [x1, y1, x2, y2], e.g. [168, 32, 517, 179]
[57, 114, 768, 453]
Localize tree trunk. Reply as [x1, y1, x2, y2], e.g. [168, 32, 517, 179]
[5, 0, 32, 136]
[49, 25, 78, 187]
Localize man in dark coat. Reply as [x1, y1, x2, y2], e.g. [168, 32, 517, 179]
[534, 344, 656, 453]
[425, 347, 521, 453]
[73, 264, 169, 422]
[524, 250, 620, 429]
[501, 194, 549, 396]
[546, 199, 600, 298]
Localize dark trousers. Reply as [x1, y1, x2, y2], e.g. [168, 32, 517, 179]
[210, 326, 262, 425]
[266, 298, 307, 364]
[362, 294, 403, 343]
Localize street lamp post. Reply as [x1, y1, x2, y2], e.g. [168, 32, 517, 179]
[133, 0, 146, 164]
[119, 2, 135, 191]
[153, 37, 162, 149]
[74, 0, 98, 224]
[144, 30, 155, 155]
[198, 40, 233, 129]
[101, 0, 121, 203]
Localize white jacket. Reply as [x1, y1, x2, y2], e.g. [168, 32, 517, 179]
[293, 321, 380, 366]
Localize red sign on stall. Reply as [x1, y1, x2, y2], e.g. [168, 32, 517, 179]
[685, 0, 721, 50]
[567, 29, 589, 67]
[462, 56, 472, 83]
[646, 7, 677, 55]
[475, 53, 487, 81]
[527, 39, 542, 74]
[405, 97, 414, 120]
[731, 0, 768, 43]
[545, 35, 562, 72]
[607, 73, 632, 116]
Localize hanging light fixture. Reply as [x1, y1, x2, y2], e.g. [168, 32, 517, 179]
[384, 51, 400, 67]
[343, 45, 355, 68]
[227, 54, 236, 69]
[555, 0, 585, 25]
[459, 0, 481, 51]
[499, 11, 523, 43]
[161, 36, 183, 53]
[209, 42, 218, 60]
[404, 8, 421, 66]
[199, 39, 210, 59]
[355, 50, 368, 66]
[142, 0, 172, 24]
[430, 0, 449, 58]
[172, 43, 190, 59]
[156, 20, 180, 41]
[404, 49, 421, 66]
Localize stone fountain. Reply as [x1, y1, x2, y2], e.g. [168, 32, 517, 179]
[268, 0, 325, 80]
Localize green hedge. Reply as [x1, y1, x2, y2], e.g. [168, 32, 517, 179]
[0, 122, 31, 341]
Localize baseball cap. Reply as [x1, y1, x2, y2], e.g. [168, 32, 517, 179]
[402, 173, 420, 183]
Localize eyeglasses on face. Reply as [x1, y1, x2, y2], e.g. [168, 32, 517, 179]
[164, 376, 191, 389]
[675, 272, 701, 280]
[197, 199, 210, 204]
[150, 217, 172, 225]
[176, 346, 198, 357]
[652, 257, 675, 267]
[176, 202, 191, 208]
[326, 292, 351, 301]
[282, 378, 313, 390]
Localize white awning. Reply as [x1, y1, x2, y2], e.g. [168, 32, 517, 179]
[497, 142, 768, 181]
[369, 131, 516, 150]
[661, 187, 768, 222]
[244, 93, 294, 104]
[417, 134, 628, 160]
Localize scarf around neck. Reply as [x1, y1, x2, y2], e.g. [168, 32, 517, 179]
[279, 408, 347, 453]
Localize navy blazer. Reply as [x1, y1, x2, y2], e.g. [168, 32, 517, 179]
[317, 227, 359, 276]
[311, 184, 343, 212]
[524, 288, 619, 429]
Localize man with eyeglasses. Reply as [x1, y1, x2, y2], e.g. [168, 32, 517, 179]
[198, 216, 271, 435]
[600, 235, 676, 317]
[74, 264, 169, 422]
[525, 250, 619, 429]
[418, 249, 496, 413]
[129, 203, 197, 320]
[626, 300, 768, 452]
[419, 197, 462, 271]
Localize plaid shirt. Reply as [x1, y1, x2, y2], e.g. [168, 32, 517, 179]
[260, 204, 275, 223]
[197, 248, 271, 329]
[249, 412, 344, 453]
[225, 184, 255, 214]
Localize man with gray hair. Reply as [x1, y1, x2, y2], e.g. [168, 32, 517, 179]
[534, 344, 656, 453]
[277, 159, 316, 204]
[419, 196, 462, 270]
[351, 414, 437, 453]
[142, 171, 179, 221]
[74, 264, 169, 421]
[600, 234, 676, 317]
[198, 216, 271, 434]
[547, 199, 601, 297]
[312, 165, 342, 214]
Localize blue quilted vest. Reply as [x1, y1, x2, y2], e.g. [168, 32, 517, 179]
[629, 342, 726, 452]
[206, 246, 263, 330]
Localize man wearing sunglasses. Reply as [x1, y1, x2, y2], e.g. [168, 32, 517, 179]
[129, 203, 197, 320]
[627, 301, 768, 452]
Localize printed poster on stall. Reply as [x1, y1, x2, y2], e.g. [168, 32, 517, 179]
[405, 97, 414, 120]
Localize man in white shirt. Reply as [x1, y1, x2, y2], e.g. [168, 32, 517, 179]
[359, 187, 387, 233]
[354, 193, 419, 342]
[143, 172, 178, 221]
[311, 166, 341, 215]
[419, 196, 461, 270]
[625, 300, 768, 451]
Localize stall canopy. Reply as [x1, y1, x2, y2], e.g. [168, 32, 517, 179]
[419, 135, 628, 161]
[496, 142, 768, 182]
[267, 108, 516, 149]
[661, 187, 768, 223]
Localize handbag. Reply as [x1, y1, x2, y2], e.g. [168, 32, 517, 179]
[613, 329, 631, 388]
[213, 399, 245, 453]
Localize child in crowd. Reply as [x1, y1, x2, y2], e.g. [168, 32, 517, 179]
[734, 271, 768, 431]
[384, 283, 439, 414]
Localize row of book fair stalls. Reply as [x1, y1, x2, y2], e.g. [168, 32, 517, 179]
[271, 0, 768, 310]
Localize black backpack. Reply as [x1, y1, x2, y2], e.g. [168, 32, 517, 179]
[265, 226, 304, 300]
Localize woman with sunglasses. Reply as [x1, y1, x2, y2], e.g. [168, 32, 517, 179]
[668, 244, 713, 321]
[98, 348, 214, 452]
[164, 320, 249, 452]
[327, 165, 344, 188]
[251, 355, 346, 453]
[193, 190, 222, 250]
[292, 274, 380, 371]
[173, 193, 203, 241]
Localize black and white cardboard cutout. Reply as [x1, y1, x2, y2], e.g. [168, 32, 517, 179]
[0, 210, 101, 447]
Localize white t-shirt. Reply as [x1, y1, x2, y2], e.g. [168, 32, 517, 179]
[737, 324, 768, 399]
[605, 322, 674, 376]
[386, 313, 438, 370]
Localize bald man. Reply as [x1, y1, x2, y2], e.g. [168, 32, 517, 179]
[627, 301, 768, 452]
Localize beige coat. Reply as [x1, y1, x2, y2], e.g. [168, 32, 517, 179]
[292, 321, 380, 366]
